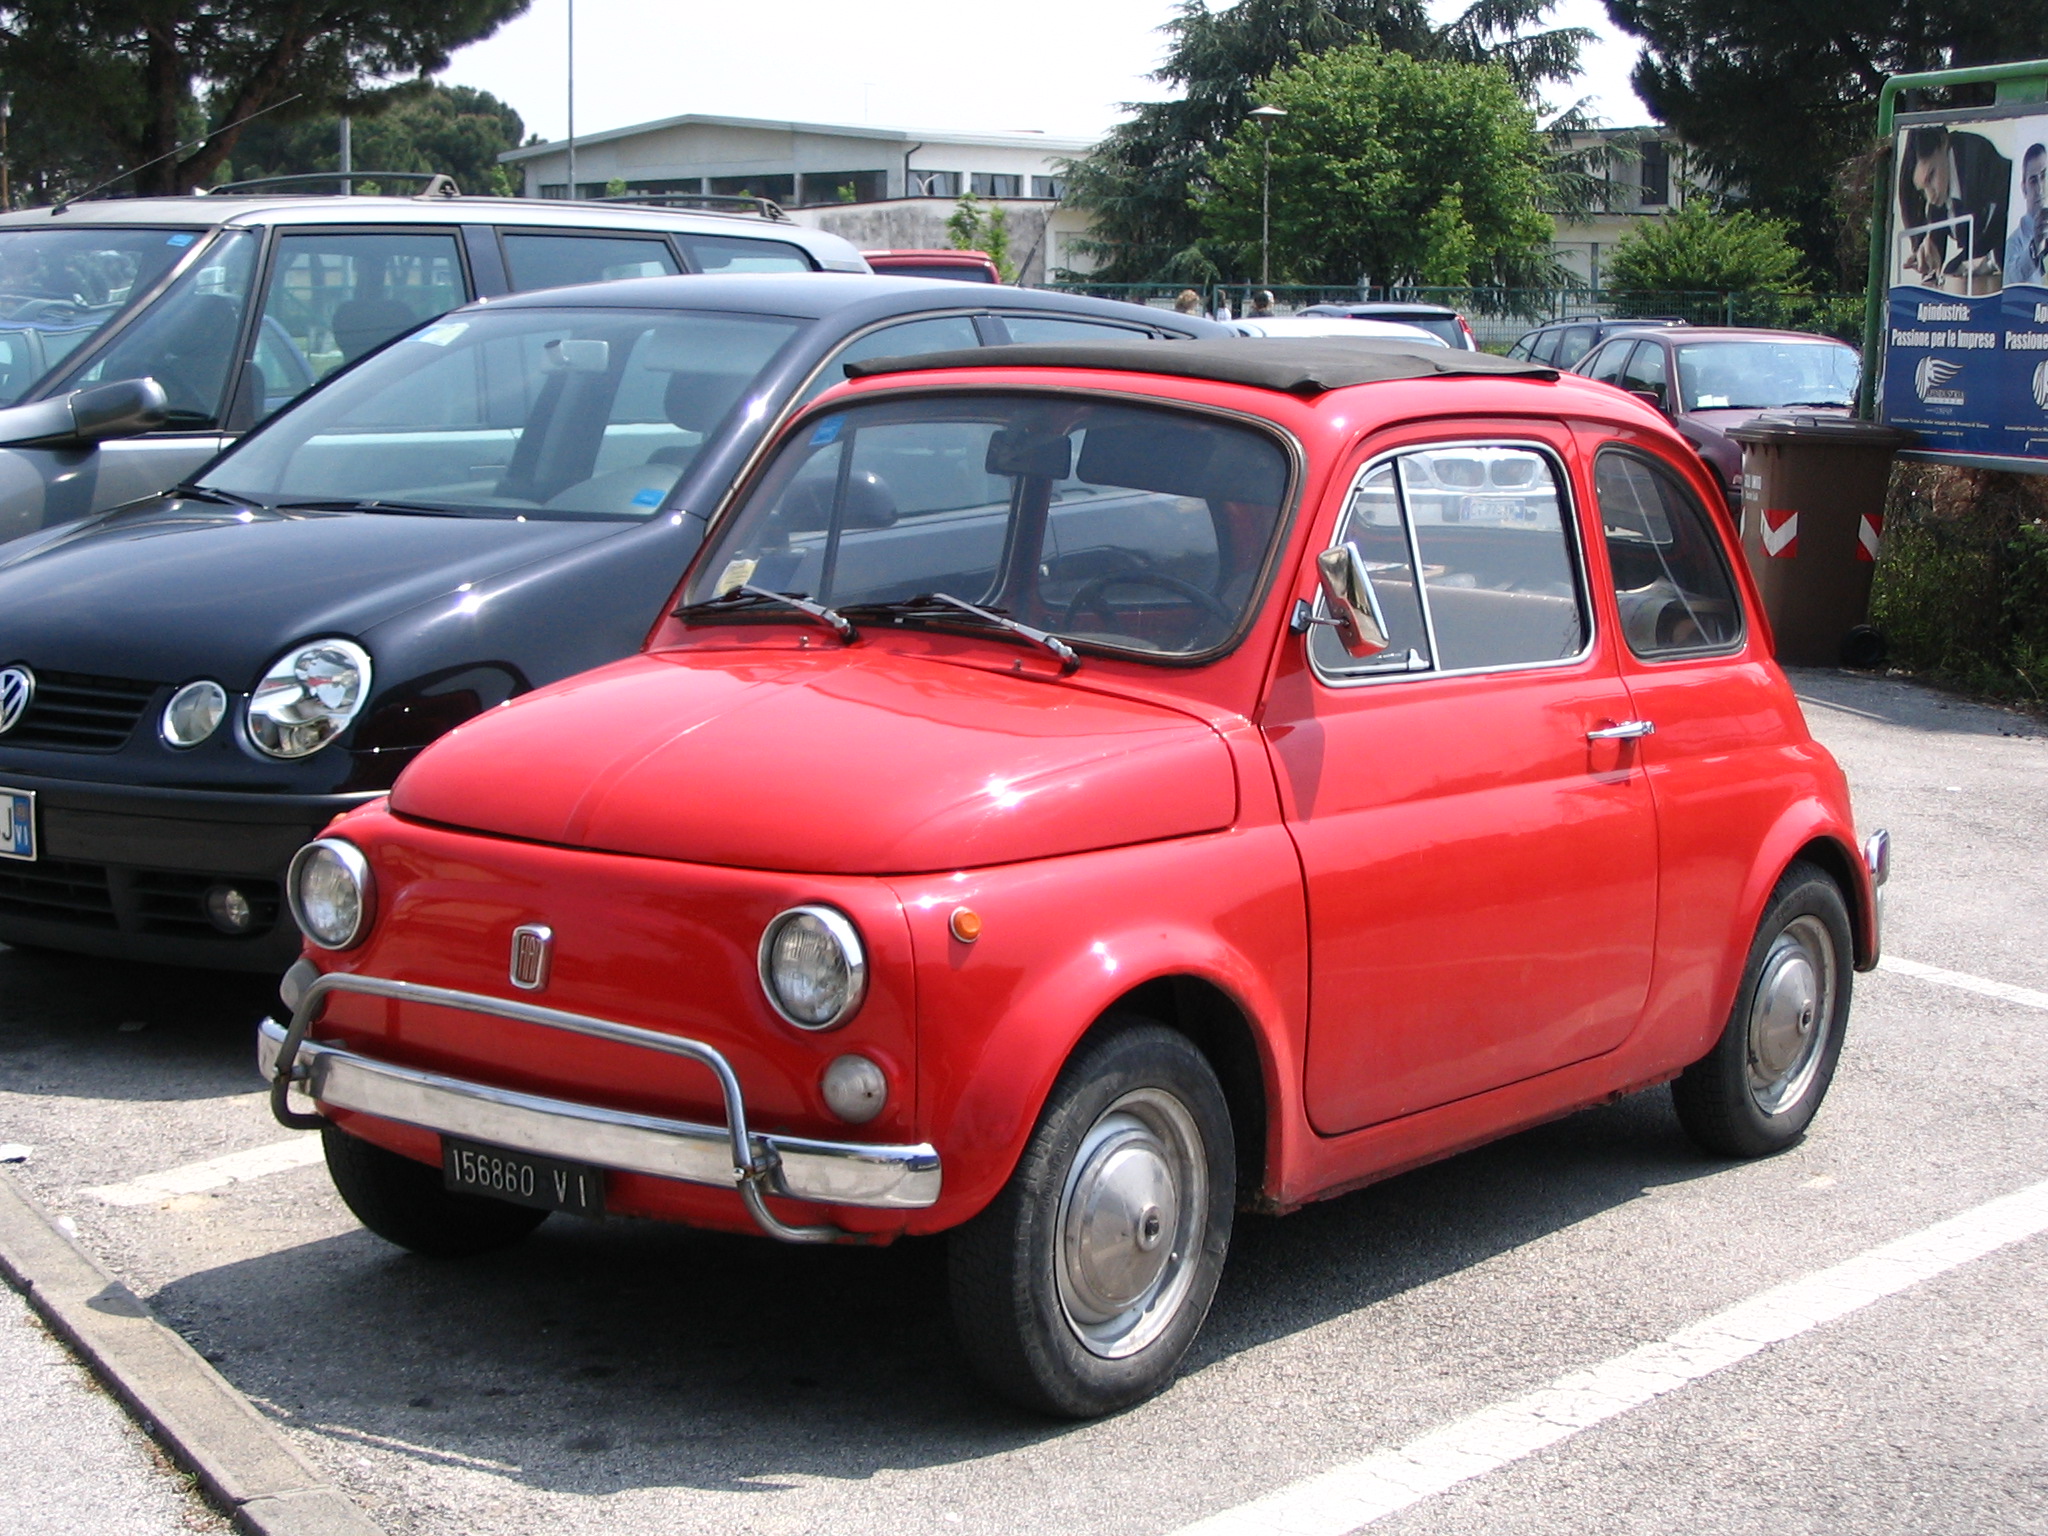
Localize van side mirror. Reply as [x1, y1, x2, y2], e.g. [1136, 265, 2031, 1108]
[1314, 543, 1391, 658]
[0, 376, 169, 449]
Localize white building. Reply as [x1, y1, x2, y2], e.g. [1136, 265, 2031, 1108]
[499, 114, 1100, 283]
[1549, 130, 1707, 288]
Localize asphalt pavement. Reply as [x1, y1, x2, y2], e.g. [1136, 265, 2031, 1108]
[0, 665, 2042, 1535]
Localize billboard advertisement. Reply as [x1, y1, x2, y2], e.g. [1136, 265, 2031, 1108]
[1882, 109, 2048, 458]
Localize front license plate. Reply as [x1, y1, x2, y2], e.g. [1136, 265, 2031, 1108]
[0, 786, 34, 862]
[442, 1137, 604, 1216]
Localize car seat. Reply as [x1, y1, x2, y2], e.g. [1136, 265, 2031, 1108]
[330, 296, 419, 363]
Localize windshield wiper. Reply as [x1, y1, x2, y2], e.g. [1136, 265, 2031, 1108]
[272, 497, 468, 518]
[844, 592, 1079, 674]
[674, 583, 858, 643]
[169, 484, 263, 508]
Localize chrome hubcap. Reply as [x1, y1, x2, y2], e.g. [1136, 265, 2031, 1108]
[1055, 1088, 1207, 1360]
[1746, 914, 1837, 1116]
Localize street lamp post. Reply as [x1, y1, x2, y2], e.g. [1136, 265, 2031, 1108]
[565, 0, 578, 200]
[1249, 105, 1286, 289]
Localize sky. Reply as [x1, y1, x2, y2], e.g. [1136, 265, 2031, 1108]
[437, 0, 1656, 147]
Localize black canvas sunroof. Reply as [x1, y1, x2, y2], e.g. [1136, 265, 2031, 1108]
[843, 338, 1559, 396]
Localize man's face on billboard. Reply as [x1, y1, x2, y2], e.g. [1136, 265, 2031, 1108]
[1913, 145, 1952, 207]
[2025, 150, 2047, 219]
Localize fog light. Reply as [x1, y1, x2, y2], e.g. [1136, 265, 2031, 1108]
[203, 884, 253, 934]
[161, 680, 227, 748]
[821, 1054, 888, 1124]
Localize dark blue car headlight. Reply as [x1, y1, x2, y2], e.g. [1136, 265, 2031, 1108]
[247, 638, 371, 759]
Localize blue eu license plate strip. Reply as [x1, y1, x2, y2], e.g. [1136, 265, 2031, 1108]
[0, 787, 33, 862]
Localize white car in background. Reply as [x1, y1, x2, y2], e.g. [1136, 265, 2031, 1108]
[1224, 315, 1449, 345]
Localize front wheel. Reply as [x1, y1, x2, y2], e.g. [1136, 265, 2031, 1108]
[1673, 861, 1852, 1158]
[323, 1126, 549, 1259]
[947, 1020, 1235, 1418]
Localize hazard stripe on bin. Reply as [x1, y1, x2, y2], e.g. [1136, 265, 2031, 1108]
[1761, 507, 1799, 558]
[1857, 511, 1883, 563]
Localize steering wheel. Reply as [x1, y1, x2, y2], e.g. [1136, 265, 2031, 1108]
[1061, 570, 1235, 632]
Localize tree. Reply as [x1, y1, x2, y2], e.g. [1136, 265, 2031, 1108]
[0, 1, 529, 199]
[947, 194, 1016, 282]
[1602, 199, 1806, 293]
[224, 83, 525, 195]
[1200, 42, 1555, 287]
[1602, 0, 2048, 286]
[1059, 0, 1590, 283]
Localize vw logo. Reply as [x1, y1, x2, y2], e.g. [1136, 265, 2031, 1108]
[0, 666, 32, 736]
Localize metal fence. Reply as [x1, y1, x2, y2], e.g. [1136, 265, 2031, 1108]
[1035, 284, 1867, 351]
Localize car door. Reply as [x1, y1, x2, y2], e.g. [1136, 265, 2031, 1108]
[1261, 425, 1659, 1133]
[1577, 431, 1797, 1014]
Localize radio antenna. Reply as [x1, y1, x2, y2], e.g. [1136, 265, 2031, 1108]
[52, 92, 305, 213]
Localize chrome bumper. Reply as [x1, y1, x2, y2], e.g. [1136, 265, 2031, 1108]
[1864, 829, 1891, 958]
[258, 972, 939, 1244]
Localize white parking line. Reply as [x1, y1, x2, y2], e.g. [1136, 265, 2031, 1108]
[1169, 1176, 2048, 1536]
[1878, 955, 2048, 1012]
[83, 1136, 324, 1207]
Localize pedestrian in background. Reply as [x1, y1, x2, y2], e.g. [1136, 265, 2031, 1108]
[1174, 288, 1200, 314]
[1248, 290, 1276, 318]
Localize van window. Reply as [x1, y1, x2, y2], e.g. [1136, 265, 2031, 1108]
[678, 234, 815, 273]
[502, 233, 681, 290]
[0, 225, 205, 406]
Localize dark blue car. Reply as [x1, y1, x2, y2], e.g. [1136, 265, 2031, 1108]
[0, 274, 1219, 968]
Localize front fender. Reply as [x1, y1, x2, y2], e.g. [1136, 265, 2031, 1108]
[888, 825, 1307, 1233]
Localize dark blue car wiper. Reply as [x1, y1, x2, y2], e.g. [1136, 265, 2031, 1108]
[272, 497, 469, 518]
[169, 484, 265, 508]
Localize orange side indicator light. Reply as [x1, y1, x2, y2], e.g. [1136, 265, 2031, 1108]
[949, 907, 983, 943]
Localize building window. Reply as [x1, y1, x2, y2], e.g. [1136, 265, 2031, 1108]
[709, 173, 796, 204]
[908, 170, 962, 198]
[620, 178, 706, 197]
[1031, 176, 1066, 200]
[970, 173, 1022, 199]
[538, 184, 566, 199]
[799, 170, 887, 206]
[1640, 141, 1670, 208]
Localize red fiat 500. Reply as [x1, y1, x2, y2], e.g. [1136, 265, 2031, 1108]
[262, 340, 1887, 1417]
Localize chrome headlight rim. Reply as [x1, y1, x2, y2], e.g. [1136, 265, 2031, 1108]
[160, 679, 228, 749]
[757, 904, 867, 1031]
[245, 636, 373, 760]
[286, 837, 375, 951]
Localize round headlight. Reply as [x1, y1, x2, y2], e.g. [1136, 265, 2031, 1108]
[287, 839, 374, 950]
[758, 906, 866, 1030]
[161, 680, 227, 747]
[247, 639, 371, 759]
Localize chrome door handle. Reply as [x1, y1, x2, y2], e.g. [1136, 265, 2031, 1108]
[1586, 719, 1655, 741]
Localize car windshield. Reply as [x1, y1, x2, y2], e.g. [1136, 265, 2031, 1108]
[1675, 341, 1860, 411]
[0, 225, 209, 405]
[199, 305, 805, 519]
[683, 392, 1293, 662]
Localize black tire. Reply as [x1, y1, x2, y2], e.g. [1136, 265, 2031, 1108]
[947, 1019, 1235, 1418]
[1673, 861, 1852, 1158]
[322, 1126, 548, 1259]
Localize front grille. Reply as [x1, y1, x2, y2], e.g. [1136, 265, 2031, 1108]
[0, 857, 117, 928]
[3, 670, 159, 752]
[131, 869, 282, 938]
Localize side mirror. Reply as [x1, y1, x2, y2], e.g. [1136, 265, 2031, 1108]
[1314, 543, 1391, 658]
[1627, 388, 1669, 415]
[0, 376, 168, 449]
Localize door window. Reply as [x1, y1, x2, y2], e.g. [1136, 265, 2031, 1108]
[501, 232, 680, 291]
[1594, 448, 1744, 656]
[1584, 340, 1631, 384]
[1313, 444, 1587, 677]
[55, 230, 258, 428]
[1527, 328, 1562, 364]
[994, 315, 1152, 344]
[1618, 340, 1669, 405]
[1554, 325, 1598, 367]
[677, 234, 816, 273]
[798, 315, 982, 404]
[251, 231, 467, 420]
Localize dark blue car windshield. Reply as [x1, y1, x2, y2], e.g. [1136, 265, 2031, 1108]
[201, 306, 805, 520]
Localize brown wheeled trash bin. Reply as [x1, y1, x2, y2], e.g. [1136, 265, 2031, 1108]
[1727, 414, 1915, 667]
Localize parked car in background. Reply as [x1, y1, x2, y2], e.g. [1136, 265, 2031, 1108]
[1573, 327, 1862, 504]
[263, 337, 1882, 1418]
[1295, 300, 1476, 348]
[0, 182, 868, 546]
[1224, 315, 1448, 345]
[0, 277, 1220, 970]
[1507, 314, 1688, 369]
[861, 250, 1001, 283]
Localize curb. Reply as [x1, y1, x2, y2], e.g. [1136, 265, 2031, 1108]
[0, 1169, 385, 1536]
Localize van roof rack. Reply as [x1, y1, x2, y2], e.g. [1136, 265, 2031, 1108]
[202, 171, 462, 198]
[592, 191, 789, 223]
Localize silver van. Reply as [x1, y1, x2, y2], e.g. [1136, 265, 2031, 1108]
[0, 184, 865, 543]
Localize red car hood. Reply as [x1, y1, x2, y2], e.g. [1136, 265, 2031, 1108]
[389, 649, 1238, 874]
